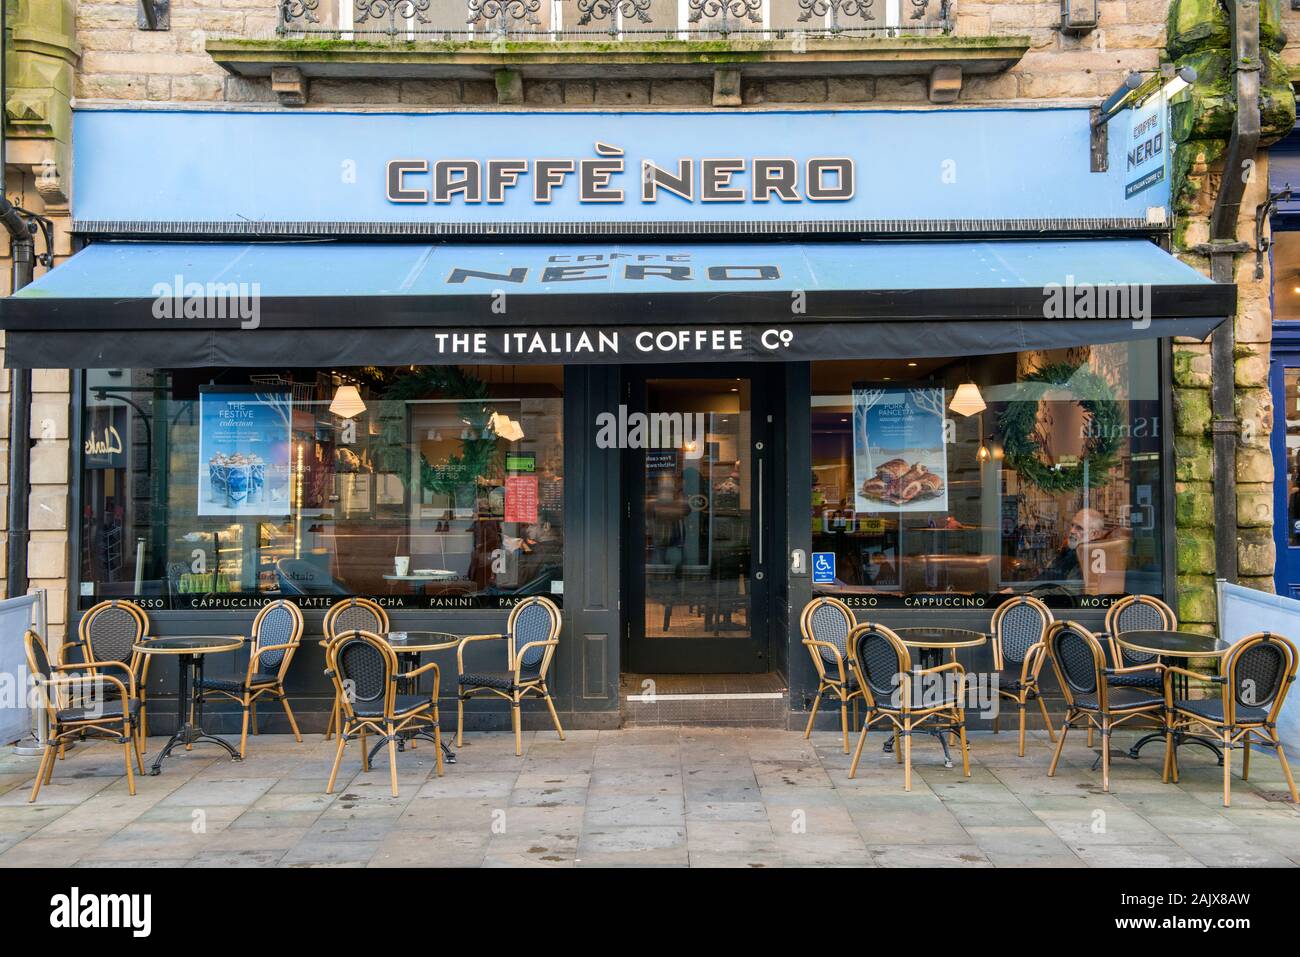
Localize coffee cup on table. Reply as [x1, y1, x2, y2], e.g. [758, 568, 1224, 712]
[394, 556, 410, 576]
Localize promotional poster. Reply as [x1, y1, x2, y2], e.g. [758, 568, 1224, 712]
[853, 385, 948, 514]
[197, 389, 292, 516]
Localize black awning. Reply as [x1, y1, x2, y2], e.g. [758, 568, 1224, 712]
[0, 239, 1233, 367]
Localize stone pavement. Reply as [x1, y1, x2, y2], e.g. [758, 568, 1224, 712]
[0, 725, 1297, 867]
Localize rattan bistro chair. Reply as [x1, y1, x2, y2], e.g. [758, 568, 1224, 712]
[1165, 631, 1300, 807]
[69, 600, 151, 743]
[799, 596, 864, 753]
[24, 630, 143, 802]
[324, 629, 443, 797]
[1045, 621, 1165, 792]
[457, 596, 564, 756]
[990, 596, 1057, 756]
[322, 598, 390, 740]
[193, 600, 305, 758]
[847, 622, 971, 791]
[1103, 595, 1176, 692]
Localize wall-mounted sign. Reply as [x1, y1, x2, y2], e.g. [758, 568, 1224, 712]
[812, 551, 837, 585]
[504, 475, 539, 524]
[1125, 92, 1168, 200]
[83, 404, 128, 470]
[73, 108, 1170, 234]
[505, 452, 536, 473]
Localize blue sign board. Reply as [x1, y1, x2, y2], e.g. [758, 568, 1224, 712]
[812, 552, 837, 585]
[72, 107, 1170, 232]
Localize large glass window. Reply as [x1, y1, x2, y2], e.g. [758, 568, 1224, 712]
[811, 342, 1166, 609]
[78, 365, 563, 610]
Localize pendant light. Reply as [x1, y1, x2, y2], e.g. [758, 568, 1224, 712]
[949, 381, 986, 418]
[329, 384, 366, 419]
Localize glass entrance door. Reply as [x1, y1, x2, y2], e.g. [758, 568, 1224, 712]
[625, 372, 772, 673]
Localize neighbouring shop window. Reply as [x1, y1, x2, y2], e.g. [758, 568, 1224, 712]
[810, 342, 1166, 609]
[78, 366, 564, 610]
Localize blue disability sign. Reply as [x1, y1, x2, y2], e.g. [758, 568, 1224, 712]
[812, 552, 836, 585]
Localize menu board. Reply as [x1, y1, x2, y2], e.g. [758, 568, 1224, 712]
[853, 385, 949, 514]
[198, 389, 293, 516]
[504, 475, 539, 524]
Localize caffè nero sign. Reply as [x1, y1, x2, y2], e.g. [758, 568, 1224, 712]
[387, 142, 855, 206]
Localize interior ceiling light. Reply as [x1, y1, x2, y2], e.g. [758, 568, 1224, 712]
[329, 384, 366, 419]
[949, 382, 986, 417]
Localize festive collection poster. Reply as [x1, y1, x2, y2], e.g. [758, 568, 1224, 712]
[197, 389, 293, 516]
[853, 385, 949, 514]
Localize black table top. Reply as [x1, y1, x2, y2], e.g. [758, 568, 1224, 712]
[1117, 629, 1232, 657]
[891, 627, 988, 649]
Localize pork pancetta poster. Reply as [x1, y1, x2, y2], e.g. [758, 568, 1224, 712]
[852, 385, 948, 514]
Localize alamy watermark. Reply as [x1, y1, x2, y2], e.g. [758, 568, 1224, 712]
[151, 274, 261, 330]
[1043, 276, 1151, 330]
[595, 405, 706, 459]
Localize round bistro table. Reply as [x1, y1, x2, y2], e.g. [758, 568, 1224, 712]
[1117, 629, 1232, 766]
[879, 627, 988, 768]
[133, 635, 245, 775]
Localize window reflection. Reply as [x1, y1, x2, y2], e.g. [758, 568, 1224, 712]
[811, 343, 1165, 607]
[80, 366, 564, 609]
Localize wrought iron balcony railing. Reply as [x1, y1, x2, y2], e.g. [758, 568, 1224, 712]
[275, 0, 953, 40]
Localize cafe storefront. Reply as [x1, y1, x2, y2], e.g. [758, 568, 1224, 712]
[0, 104, 1233, 733]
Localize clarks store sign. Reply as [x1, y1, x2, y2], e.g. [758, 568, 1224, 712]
[73, 108, 1169, 234]
[387, 142, 854, 206]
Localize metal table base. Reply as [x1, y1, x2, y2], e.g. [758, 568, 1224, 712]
[149, 651, 241, 775]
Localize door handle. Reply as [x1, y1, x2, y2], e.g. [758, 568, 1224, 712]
[756, 456, 764, 572]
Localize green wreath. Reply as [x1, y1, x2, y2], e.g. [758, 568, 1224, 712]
[997, 362, 1122, 492]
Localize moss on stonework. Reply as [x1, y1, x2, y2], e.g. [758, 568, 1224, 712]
[1174, 435, 1214, 482]
[1176, 483, 1215, 527]
[1176, 576, 1219, 624]
[1176, 529, 1217, 575]
[1174, 387, 1212, 436]
[1172, 137, 1226, 218]
[1167, 0, 1230, 61]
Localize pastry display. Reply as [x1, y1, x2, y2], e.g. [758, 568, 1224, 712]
[860, 458, 945, 505]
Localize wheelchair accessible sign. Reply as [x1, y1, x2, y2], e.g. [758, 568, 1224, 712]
[812, 552, 836, 585]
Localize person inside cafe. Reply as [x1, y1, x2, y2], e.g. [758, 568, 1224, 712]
[1039, 507, 1108, 582]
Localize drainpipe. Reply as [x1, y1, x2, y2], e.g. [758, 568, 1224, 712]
[1, 0, 35, 600]
[1204, 0, 1261, 588]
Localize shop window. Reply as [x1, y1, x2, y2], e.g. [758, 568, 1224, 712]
[810, 342, 1166, 609]
[78, 365, 563, 610]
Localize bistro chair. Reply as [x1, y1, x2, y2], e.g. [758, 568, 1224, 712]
[1045, 621, 1164, 792]
[324, 629, 443, 797]
[193, 599, 305, 758]
[1103, 595, 1175, 693]
[68, 599, 151, 744]
[847, 622, 970, 791]
[457, 596, 564, 756]
[322, 597, 390, 740]
[989, 595, 1057, 756]
[24, 630, 143, 802]
[1165, 631, 1299, 807]
[799, 596, 863, 753]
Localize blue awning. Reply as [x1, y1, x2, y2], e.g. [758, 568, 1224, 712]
[1, 239, 1231, 367]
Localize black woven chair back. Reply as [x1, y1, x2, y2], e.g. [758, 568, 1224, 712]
[996, 599, 1048, 666]
[1229, 636, 1291, 712]
[807, 599, 853, 671]
[325, 598, 388, 641]
[1111, 597, 1174, 665]
[83, 601, 144, 666]
[853, 625, 907, 703]
[1050, 624, 1100, 697]
[512, 599, 557, 680]
[25, 631, 51, 682]
[253, 600, 301, 672]
[334, 631, 390, 713]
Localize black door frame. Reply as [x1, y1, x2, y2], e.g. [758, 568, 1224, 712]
[620, 364, 781, 674]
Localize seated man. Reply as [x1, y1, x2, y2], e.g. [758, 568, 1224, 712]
[1039, 507, 1108, 582]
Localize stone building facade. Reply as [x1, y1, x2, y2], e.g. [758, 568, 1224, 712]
[0, 0, 1293, 644]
